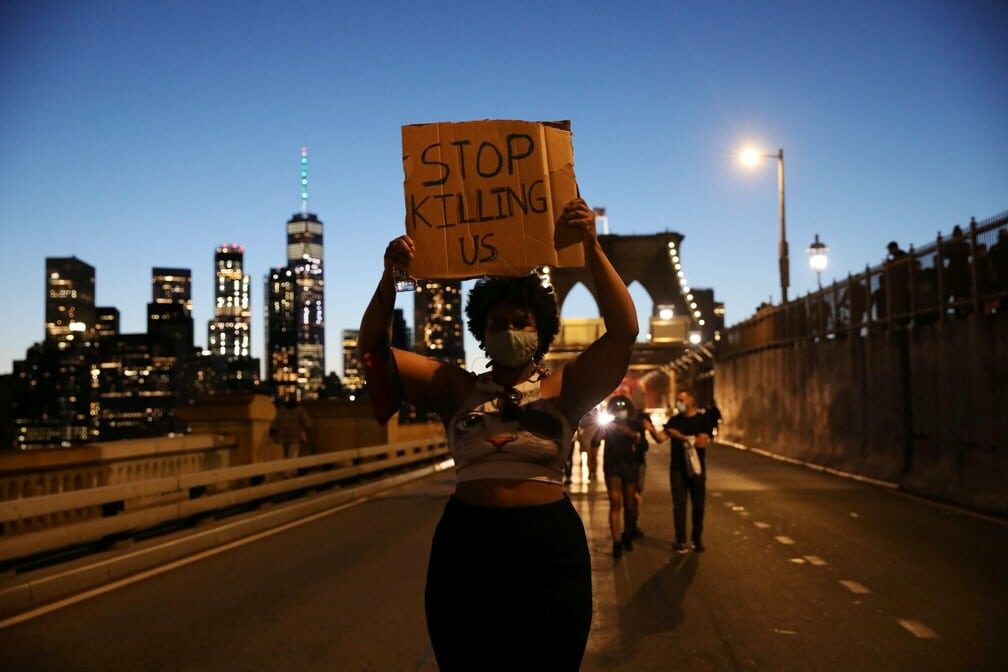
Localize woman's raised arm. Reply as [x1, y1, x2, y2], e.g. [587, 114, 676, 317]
[548, 200, 639, 422]
[359, 235, 470, 421]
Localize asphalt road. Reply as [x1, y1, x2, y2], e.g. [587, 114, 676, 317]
[1, 440, 1005, 671]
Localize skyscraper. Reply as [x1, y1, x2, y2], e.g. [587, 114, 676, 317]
[208, 245, 251, 359]
[148, 267, 193, 356]
[264, 147, 325, 400]
[95, 307, 120, 339]
[45, 256, 96, 344]
[287, 211, 325, 398]
[414, 280, 465, 367]
[391, 308, 412, 351]
[265, 266, 297, 399]
[152, 267, 192, 312]
[342, 329, 363, 395]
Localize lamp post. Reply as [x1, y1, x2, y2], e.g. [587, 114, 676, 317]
[806, 233, 828, 291]
[741, 147, 790, 303]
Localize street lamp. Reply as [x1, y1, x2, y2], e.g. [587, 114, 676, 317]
[806, 233, 828, 290]
[740, 147, 790, 303]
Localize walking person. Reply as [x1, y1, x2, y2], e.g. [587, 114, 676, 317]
[270, 395, 311, 459]
[661, 388, 718, 553]
[358, 198, 637, 671]
[629, 403, 661, 540]
[576, 408, 601, 481]
[593, 396, 643, 557]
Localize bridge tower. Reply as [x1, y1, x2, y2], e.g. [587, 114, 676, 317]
[543, 231, 722, 409]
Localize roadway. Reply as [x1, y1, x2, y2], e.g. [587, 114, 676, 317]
[1, 439, 1005, 671]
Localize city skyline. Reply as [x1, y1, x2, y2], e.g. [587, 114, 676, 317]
[2, 1, 1006, 378]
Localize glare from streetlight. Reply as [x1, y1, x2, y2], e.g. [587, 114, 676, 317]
[688, 331, 702, 345]
[740, 147, 762, 167]
[809, 252, 828, 273]
[807, 233, 829, 273]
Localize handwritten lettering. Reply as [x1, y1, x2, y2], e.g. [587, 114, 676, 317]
[459, 233, 498, 265]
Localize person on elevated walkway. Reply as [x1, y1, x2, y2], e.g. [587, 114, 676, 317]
[358, 198, 638, 672]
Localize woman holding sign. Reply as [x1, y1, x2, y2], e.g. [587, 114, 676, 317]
[359, 198, 637, 671]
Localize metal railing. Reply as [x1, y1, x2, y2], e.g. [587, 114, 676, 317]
[721, 211, 1008, 358]
[0, 436, 448, 565]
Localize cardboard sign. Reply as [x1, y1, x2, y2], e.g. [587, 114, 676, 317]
[402, 119, 585, 279]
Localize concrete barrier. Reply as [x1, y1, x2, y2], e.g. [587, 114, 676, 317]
[716, 313, 1008, 514]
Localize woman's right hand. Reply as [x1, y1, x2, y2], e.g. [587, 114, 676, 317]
[384, 235, 415, 273]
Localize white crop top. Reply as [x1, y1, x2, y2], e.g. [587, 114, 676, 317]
[447, 372, 574, 484]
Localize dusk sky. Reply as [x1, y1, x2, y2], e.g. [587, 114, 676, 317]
[1, 1, 1005, 377]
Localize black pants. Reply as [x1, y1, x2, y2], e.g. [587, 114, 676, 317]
[669, 468, 706, 544]
[425, 495, 592, 671]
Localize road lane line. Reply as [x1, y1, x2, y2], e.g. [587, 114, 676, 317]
[839, 580, 871, 594]
[774, 535, 795, 545]
[754, 521, 771, 529]
[897, 619, 940, 639]
[0, 495, 372, 630]
[717, 440, 1008, 528]
[803, 555, 827, 566]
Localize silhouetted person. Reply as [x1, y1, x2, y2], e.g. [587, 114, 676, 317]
[270, 396, 311, 458]
[877, 241, 909, 322]
[842, 277, 868, 329]
[942, 225, 971, 315]
[990, 228, 1008, 310]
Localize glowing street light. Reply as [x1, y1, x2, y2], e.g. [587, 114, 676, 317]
[739, 146, 790, 303]
[806, 233, 828, 290]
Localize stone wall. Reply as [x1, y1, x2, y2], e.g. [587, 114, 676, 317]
[716, 314, 1008, 513]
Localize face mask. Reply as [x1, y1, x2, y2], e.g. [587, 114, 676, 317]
[614, 410, 629, 421]
[675, 401, 687, 414]
[484, 329, 539, 368]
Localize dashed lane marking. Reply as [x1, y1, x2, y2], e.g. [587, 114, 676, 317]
[789, 558, 806, 564]
[897, 619, 940, 639]
[804, 555, 828, 566]
[775, 535, 796, 545]
[839, 580, 872, 594]
[754, 521, 771, 529]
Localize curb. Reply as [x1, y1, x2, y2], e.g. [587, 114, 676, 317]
[715, 439, 899, 489]
[0, 459, 454, 623]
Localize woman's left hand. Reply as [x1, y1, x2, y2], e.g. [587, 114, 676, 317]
[558, 199, 597, 243]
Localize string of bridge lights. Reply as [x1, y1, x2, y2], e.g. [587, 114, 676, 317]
[667, 239, 707, 330]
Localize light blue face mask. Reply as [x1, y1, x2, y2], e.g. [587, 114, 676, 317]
[484, 329, 539, 368]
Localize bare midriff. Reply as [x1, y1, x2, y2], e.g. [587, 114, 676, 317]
[454, 479, 564, 507]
